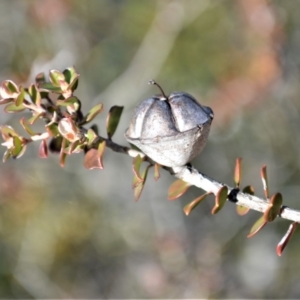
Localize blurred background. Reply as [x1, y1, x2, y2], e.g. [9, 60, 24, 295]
[0, 0, 300, 298]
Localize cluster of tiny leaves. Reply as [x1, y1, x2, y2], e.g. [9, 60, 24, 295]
[0, 67, 124, 170]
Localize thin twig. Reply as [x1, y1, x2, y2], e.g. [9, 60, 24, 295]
[102, 139, 300, 223]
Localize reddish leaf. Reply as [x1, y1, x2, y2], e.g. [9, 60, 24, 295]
[261, 165, 269, 199]
[168, 179, 191, 200]
[106, 105, 124, 139]
[0, 98, 13, 105]
[39, 139, 48, 158]
[211, 186, 228, 215]
[154, 163, 161, 181]
[59, 138, 67, 167]
[4, 103, 26, 113]
[234, 157, 242, 188]
[183, 192, 213, 216]
[277, 222, 298, 256]
[15, 86, 25, 106]
[263, 193, 283, 222]
[247, 215, 267, 238]
[84, 148, 103, 170]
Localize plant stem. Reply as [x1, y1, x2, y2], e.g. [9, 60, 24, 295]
[102, 139, 300, 223]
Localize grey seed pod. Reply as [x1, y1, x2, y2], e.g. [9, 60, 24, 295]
[125, 82, 213, 168]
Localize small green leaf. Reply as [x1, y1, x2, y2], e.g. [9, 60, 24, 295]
[63, 66, 78, 83]
[263, 193, 283, 222]
[12, 136, 25, 158]
[133, 165, 150, 201]
[0, 80, 19, 98]
[68, 77, 79, 92]
[46, 123, 60, 137]
[98, 140, 106, 165]
[38, 139, 48, 158]
[39, 82, 62, 93]
[277, 222, 298, 256]
[16, 86, 25, 106]
[168, 179, 191, 200]
[28, 112, 43, 125]
[132, 155, 144, 181]
[28, 84, 41, 106]
[49, 69, 65, 87]
[270, 192, 283, 211]
[86, 128, 98, 145]
[0, 125, 19, 138]
[261, 165, 269, 199]
[247, 215, 267, 238]
[83, 148, 103, 170]
[106, 106, 123, 139]
[57, 96, 80, 107]
[20, 118, 36, 136]
[184, 192, 213, 216]
[4, 103, 26, 113]
[63, 66, 79, 91]
[154, 163, 161, 181]
[234, 157, 242, 188]
[211, 186, 228, 215]
[83, 103, 103, 124]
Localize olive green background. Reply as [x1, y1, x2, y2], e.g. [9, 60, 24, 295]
[0, 0, 300, 298]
